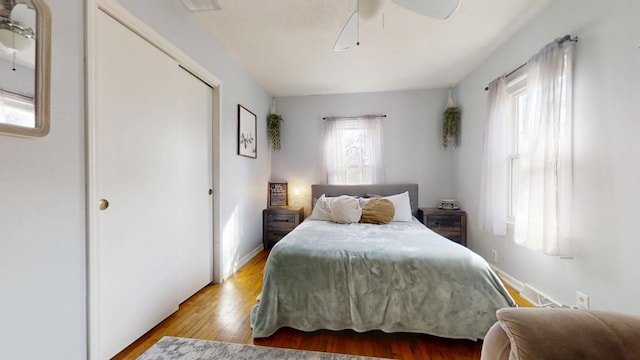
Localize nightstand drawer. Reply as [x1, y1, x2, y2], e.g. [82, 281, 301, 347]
[419, 208, 467, 247]
[267, 221, 296, 232]
[266, 232, 287, 244]
[437, 230, 463, 244]
[266, 213, 296, 225]
[263, 207, 304, 249]
[426, 215, 461, 228]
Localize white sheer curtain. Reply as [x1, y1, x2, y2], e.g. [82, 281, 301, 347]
[514, 41, 574, 256]
[323, 117, 385, 185]
[479, 76, 510, 236]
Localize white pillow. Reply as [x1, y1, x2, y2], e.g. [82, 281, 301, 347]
[309, 194, 333, 221]
[383, 191, 412, 222]
[330, 195, 362, 224]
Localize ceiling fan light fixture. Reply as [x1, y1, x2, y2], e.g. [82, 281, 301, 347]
[10, 3, 36, 29]
[180, 0, 223, 12]
[333, 0, 461, 52]
[0, 17, 35, 52]
[359, 0, 386, 21]
[392, 0, 460, 20]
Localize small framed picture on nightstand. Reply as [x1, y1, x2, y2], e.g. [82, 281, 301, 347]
[268, 182, 288, 207]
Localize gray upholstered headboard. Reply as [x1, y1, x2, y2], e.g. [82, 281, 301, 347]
[311, 184, 419, 216]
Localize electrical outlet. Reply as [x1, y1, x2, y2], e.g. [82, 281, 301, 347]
[576, 292, 590, 309]
[490, 249, 498, 263]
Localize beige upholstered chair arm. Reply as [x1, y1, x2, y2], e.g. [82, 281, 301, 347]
[481, 321, 511, 360]
[481, 308, 640, 360]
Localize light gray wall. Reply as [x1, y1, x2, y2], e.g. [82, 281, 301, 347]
[453, 0, 640, 311]
[119, 0, 272, 275]
[0, 0, 86, 358]
[271, 89, 453, 215]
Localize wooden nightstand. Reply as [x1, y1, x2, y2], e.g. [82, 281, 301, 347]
[418, 207, 467, 246]
[262, 207, 304, 249]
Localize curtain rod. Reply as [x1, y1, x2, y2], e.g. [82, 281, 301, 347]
[322, 114, 387, 120]
[484, 35, 578, 91]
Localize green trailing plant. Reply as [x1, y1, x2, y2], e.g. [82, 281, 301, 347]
[442, 106, 461, 149]
[267, 113, 284, 151]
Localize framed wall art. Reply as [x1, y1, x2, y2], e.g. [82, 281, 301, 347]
[238, 104, 257, 158]
[268, 182, 288, 207]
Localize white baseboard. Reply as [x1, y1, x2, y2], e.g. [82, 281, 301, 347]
[519, 283, 563, 308]
[491, 265, 563, 308]
[491, 265, 524, 291]
[222, 244, 264, 280]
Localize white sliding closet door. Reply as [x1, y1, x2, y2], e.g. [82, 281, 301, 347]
[92, 11, 212, 359]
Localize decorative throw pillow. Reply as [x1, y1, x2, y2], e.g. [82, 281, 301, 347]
[330, 195, 362, 224]
[309, 194, 332, 221]
[360, 198, 395, 224]
[383, 191, 412, 222]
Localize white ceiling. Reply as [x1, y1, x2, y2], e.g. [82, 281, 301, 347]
[188, 0, 551, 97]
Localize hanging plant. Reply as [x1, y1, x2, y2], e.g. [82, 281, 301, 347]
[442, 106, 461, 149]
[267, 113, 284, 151]
[442, 88, 461, 149]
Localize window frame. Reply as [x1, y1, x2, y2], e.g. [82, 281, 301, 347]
[506, 51, 572, 224]
[340, 121, 370, 185]
[324, 117, 384, 185]
[506, 73, 527, 223]
[0, 90, 36, 128]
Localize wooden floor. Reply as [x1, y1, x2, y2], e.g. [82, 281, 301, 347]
[113, 251, 531, 360]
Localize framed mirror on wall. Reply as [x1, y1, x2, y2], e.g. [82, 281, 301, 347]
[0, 0, 50, 137]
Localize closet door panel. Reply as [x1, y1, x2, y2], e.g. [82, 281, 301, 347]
[93, 11, 212, 359]
[172, 66, 213, 303]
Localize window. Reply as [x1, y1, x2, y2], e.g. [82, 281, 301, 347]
[0, 90, 35, 128]
[480, 37, 575, 256]
[507, 74, 527, 221]
[323, 117, 385, 185]
[507, 66, 570, 223]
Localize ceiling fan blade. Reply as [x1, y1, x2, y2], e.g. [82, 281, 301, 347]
[334, 11, 359, 51]
[392, 0, 460, 19]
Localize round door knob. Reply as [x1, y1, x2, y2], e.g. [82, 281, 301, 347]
[99, 199, 109, 210]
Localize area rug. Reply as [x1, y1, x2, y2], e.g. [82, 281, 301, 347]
[137, 336, 391, 360]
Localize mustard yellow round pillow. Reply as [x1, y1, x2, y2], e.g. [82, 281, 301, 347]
[359, 198, 395, 225]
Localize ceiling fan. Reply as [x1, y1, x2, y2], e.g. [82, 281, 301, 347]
[334, 0, 460, 51]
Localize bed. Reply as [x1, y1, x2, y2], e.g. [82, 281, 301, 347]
[250, 184, 515, 340]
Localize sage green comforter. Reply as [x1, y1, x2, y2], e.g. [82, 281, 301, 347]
[250, 218, 515, 339]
